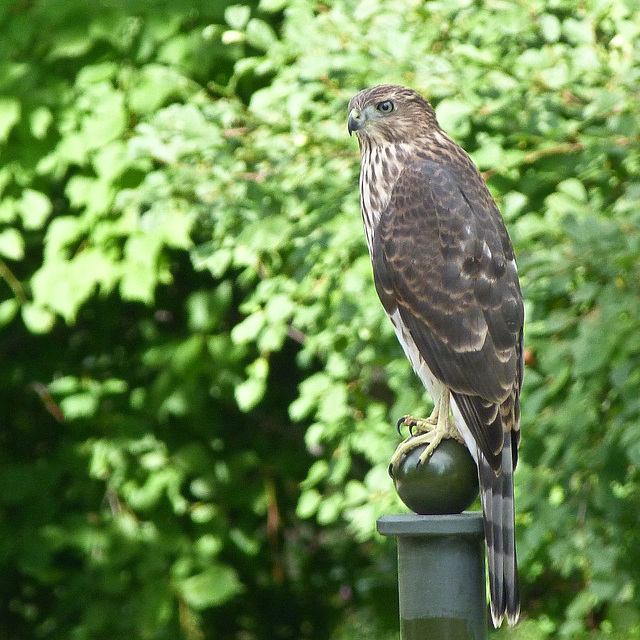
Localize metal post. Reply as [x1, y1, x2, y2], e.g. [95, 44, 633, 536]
[377, 512, 487, 640]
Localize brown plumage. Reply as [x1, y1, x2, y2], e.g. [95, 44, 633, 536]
[348, 85, 523, 627]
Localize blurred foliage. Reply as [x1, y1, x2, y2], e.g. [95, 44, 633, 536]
[1, 0, 640, 638]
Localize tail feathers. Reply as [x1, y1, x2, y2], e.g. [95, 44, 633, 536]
[479, 436, 520, 628]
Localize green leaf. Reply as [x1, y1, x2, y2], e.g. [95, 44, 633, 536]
[29, 106, 53, 139]
[21, 303, 55, 334]
[245, 19, 277, 50]
[296, 488, 321, 518]
[562, 17, 594, 45]
[65, 175, 113, 217]
[259, 0, 288, 12]
[501, 191, 528, 221]
[557, 178, 587, 202]
[234, 357, 269, 411]
[92, 142, 128, 181]
[0, 299, 19, 325]
[190, 503, 217, 523]
[60, 392, 99, 420]
[17, 190, 52, 230]
[0, 97, 20, 142]
[194, 534, 223, 559]
[225, 5, 251, 29]
[31, 248, 118, 323]
[301, 460, 329, 489]
[237, 216, 290, 252]
[231, 311, 266, 345]
[434, 99, 473, 138]
[187, 283, 232, 332]
[120, 235, 162, 304]
[0, 228, 24, 260]
[264, 294, 294, 323]
[317, 493, 343, 525]
[127, 65, 196, 115]
[47, 29, 93, 59]
[177, 565, 243, 610]
[0, 198, 15, 223]
[539, 63, 569, 89]
[539, 14, 561, 42]
[80, 85, 127, 149]
[0, 168, 12, 200]
[43, 216, 85, 259]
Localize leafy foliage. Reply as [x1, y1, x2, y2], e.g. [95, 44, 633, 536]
[1, 0, 640, 638]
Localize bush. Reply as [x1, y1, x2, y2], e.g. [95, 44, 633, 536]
[1, 0, 640, 638]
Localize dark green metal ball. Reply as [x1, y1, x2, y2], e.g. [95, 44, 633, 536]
[392, 438, 479, 515]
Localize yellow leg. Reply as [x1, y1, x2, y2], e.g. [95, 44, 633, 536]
[390, 392, 464, 472]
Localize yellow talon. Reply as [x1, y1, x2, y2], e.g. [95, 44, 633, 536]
[390, 392, 464, 471]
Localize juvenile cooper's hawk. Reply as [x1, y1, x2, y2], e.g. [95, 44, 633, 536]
[348, 85, 523, 627]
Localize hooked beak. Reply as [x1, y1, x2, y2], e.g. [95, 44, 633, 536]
[348, 108, 364, 136]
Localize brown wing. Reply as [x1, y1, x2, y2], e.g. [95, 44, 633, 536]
[371, 157, 524, 624]
[371, 159, 524, 471]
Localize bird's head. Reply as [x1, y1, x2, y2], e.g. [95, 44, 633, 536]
[348, 85, 439, 144]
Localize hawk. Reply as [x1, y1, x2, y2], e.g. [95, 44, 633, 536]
[348, 85, 523, 627]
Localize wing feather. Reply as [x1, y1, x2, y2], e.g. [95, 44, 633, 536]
[371, 159, 523, 468]
[371, 157, 524, 625]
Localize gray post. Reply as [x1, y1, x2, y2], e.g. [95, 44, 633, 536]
[377, 512, 487, 640]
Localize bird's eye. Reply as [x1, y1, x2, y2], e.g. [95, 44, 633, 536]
[377, 100, 394, 114]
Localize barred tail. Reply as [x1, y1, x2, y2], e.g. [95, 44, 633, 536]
[478, 434, 520, 628]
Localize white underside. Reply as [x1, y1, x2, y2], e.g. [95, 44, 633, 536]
[387, 307, 479, 463]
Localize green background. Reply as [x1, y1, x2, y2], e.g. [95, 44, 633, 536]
[1, 0, 640, 638]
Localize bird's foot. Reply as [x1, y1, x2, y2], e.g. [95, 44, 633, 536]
[390, 396, 463, 476]
[396, 413, 437, 437]
[390, 422, 453, 472]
